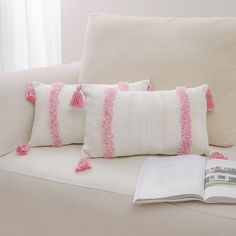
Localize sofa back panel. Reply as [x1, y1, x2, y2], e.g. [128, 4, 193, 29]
[79, 14, 236, 147]
[0, 62, 81, 157]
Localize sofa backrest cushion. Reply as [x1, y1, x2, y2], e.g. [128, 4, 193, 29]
[79, 14, 236, 147]
[0, 62, 81, 157]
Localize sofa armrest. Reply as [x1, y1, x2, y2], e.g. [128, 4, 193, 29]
[0, 62, 81, 157]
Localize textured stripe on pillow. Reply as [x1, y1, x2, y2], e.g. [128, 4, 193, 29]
[176, 87, 192, 155]
[48, 82, 64, 147]
[102, 88, 117, 158]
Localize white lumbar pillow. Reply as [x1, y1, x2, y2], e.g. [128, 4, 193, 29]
[29, 82, 84, 147]
[82, 85, 210, 158]
[16, 80, 150, 154]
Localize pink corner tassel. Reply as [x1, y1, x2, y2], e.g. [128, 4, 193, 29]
[209, 152, 228, 160]
[75, 158, 92, 172]
[25, 83, 36, 104]
[118, 81, 129, 91]
[70, 85, 84, 108]
[148, 82, 155, 91]
[206, 86, 215, 111]
[16, 144, 30, 156]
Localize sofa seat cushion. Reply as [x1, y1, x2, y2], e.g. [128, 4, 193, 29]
[1, 145, 236, 236]
[0, 145, 143, 195]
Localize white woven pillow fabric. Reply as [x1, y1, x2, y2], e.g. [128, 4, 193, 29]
[28, 80, 150, 147]
[82, 85, 210, 158]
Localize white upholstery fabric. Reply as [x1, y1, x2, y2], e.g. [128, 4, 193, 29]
[0, 62, 81, 157]
[82, 85, 209, 157]
[79, 14, 236, 147]
[0, 145, 236, 236]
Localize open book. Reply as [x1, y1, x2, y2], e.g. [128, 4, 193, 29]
[133, 155, 236, 204]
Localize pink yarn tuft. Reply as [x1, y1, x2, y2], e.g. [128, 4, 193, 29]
[148, 82, 155, 91]
[25, 83, 36, 104]
[75, 158, 92, 172]
[206, 87, 215, 111]
[176, 87, 192, 155]
[118, 81, 129, 91]
[102, 87, 117, 158]
[49, 82, 64, 147]
[209, 152, 229, 160]
[69, 85, 84, 108]
[16, 144, 30, 156]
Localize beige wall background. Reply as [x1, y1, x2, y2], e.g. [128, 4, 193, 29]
[61, 0, 236, 63]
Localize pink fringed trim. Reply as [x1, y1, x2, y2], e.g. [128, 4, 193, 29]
[16, 144, 30, 156]
[118, 81, 129, 91]
[102, 87, 117, 158]
[25, 83, 36, 104]
[148, 82, 155, 91]
[209, 152, 229, 160]
[70, 85, 84, 108]
[206, 86, 215, 111]
[176, 87, 192, 155]
[49, 82, 64, 147]
[75, 158, 92, 172]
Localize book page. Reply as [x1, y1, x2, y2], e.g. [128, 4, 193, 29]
[204, 159, 236, 203]
[134, 155, 206, 203]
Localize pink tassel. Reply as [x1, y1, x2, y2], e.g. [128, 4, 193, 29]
[70, 85, 84, 108]
[209, 152, 228, 160]
[148, 82, 155, 91]
[25, 83, 36, 104]
[75, 158, 92, 172]
[16, 144, 30, 156]
[118, 81, 129, 91]
[206, 86, 215, 111]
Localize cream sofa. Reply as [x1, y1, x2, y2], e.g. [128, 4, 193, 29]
[1, 15, 236, 236]
[0, 63, 236, 236]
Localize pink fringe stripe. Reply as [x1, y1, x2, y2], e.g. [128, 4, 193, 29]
[206, 86, 215, 111]
[49, 82, 64, 147]
[176, 87, 192, 155]
[118, 81, 129, 91]
[209, 152, 228, 160]
[25, 83, 36, 104]
[16, 144, 30, 156]
[75, 158, 92, 172]
[70, 85, 84, 108]
[102, 87, 117, 158]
